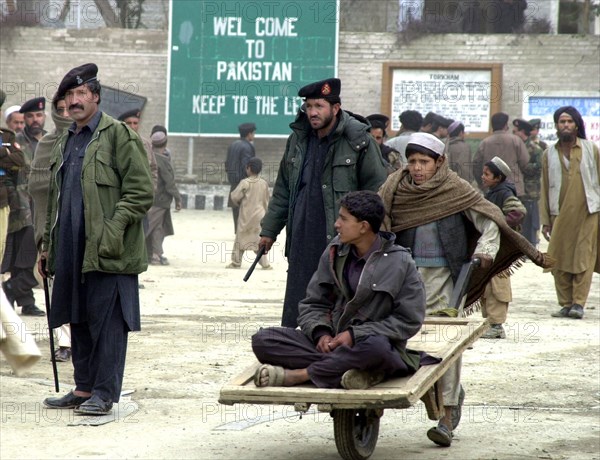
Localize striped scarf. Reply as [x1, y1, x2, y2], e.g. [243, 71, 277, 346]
[379, 162, 553, 311]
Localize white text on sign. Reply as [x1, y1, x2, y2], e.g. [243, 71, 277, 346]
[213, 17, 298, 37]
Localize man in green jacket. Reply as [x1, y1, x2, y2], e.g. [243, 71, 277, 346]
[259, 78, 387, 328]
[40, 63, 153, 415]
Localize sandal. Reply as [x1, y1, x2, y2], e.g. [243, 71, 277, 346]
[427, 422, 453, 447]
[253, 364, 286, 387]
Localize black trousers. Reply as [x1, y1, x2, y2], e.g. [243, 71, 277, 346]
[252, 327, 412, 388]
[1, 226, 38, 307]
[70, 296, 129, 403]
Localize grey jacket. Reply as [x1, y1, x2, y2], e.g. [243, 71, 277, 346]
[297, 232, 426, 353]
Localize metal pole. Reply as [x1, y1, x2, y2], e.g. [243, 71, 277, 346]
[187, 137, 194, 176]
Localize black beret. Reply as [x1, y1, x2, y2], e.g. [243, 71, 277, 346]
[366, 114, 389, 130]
[56, 63, 98, 101]
[19, 97, 46, 113]
[0, 89, 5, 108]
[238, 122, 256, 137]
[298, 78, 341, 102]
[151, 124, 167, 135]
[118, 108, 142, 121]
[528, 118, 542, 129]
[399, 110, 423, 131]
[512, 118, 533, 134]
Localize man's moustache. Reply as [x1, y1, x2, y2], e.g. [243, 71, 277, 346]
[69, 104, 84, 110]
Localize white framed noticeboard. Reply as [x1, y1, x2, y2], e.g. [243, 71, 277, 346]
[381, 63, 502, 139]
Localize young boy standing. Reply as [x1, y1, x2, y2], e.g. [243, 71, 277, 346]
[227, 158, 271, 269]
[480, 156, 527, 339]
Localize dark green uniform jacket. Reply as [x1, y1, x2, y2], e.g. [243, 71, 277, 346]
[43, 112, 153, 275]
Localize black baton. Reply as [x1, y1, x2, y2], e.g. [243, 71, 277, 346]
[41, 259, 59, 393]
[243, 246, 266, 282]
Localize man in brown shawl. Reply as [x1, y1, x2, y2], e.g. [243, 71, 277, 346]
[541, 106, 600, 320]
[379, 132, 551, 447]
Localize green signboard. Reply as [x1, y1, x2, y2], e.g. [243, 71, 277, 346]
[167, 0, 339, 137]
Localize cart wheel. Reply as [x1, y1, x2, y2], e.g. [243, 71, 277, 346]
[333, 409, 381, 460]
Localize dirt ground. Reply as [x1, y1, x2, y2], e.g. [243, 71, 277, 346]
[1, 209, 599, 460]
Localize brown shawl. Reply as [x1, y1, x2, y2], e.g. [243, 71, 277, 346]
[379, 163, 553, 312]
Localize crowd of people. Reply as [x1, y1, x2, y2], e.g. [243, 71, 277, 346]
[0, 71, 597, 447]
[223, 77, 597, 448]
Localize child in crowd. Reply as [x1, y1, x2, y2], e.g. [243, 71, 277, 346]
[227, 158, 272, 269]
[480, 156, 527, 339]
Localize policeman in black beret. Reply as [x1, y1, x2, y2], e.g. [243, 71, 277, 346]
[41, 63, 153, 415]
[511, 118, 544, 246]
[258, 77, 387, 327]
[512, 118, 533, 136]
[116, 108, 157, 188]
[118, 108, 142, 126]
[528, 118, 548, 151]
[225, 122, 257, 231]
[16, 97, 47, 162]
[19, 97, 45, 115]
[54, 63, 98, 102]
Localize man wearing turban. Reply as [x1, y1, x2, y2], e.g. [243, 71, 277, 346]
[541, 106, 600, 319]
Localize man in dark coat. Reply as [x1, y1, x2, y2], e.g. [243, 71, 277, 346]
[225, 122, 256, 232]
[259, 78, 387, 328]
[40, 63, 153, 415]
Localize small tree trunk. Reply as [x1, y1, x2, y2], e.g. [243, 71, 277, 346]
[93, 0, 120, 27]
[59, 0, 71, 22]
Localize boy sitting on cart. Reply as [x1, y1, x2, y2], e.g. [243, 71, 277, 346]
[252, 190, 429, 391]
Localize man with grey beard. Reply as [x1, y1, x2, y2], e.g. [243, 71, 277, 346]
[15, 97, 47, 162]
[2, 97, 46, 316]
[541, 106, 599, 320]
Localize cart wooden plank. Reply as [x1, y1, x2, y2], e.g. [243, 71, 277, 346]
[219, 319, 487, 410]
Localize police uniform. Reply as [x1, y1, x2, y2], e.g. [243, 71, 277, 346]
[513, 119, 544, 246]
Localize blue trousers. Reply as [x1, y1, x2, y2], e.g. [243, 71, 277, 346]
[252, 327, 412, 388]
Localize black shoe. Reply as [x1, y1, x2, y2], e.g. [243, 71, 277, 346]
[44, 391, 90, 409]
[551, 306, 571, 318]
[74, 394, 113, 415]
[21, 304, 45, 316]
[159, 256, 169, 265]
[568, 304, 584, 319]
[427, 422, 452, 447]
[2, 281, 15, 308]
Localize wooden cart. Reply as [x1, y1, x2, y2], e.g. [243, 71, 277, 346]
[219, 318, 488, 460]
